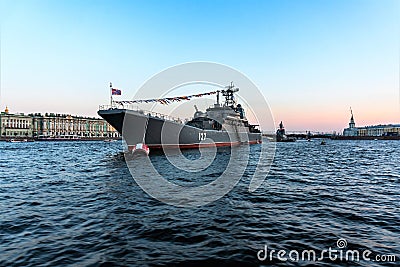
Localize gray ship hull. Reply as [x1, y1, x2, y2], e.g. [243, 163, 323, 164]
[98, 109, 262, 149]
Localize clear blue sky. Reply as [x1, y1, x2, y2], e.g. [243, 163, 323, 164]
[1, 0, 399, 132]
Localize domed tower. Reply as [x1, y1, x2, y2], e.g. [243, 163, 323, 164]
[343, 107, 358, 136]
[349, 108, 355, 128]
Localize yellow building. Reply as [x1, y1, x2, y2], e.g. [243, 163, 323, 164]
[0, 106, 120, 139]
[0, 107, 33, 138]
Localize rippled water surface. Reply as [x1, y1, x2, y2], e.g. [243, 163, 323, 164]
[0, 139, 399, 266]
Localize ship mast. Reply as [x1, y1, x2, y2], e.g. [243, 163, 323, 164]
[110, 82, 113, 107]
[221, 82, 239, 108]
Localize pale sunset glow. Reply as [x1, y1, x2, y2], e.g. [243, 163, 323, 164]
[1, 0, 399, 132]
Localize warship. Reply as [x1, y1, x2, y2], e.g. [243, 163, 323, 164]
[98, 83, 262, 152]
[276, 121, 296, 142]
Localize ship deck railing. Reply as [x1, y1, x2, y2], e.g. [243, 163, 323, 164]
[99, 104, 192, 124]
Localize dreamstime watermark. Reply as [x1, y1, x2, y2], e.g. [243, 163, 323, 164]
[122, 62, 276, 207]
[257, 238, 397, 263]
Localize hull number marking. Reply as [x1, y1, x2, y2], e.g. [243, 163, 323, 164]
[198, 132, 207, 141]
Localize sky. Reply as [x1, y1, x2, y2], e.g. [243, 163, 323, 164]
[1, 0, 399, 132]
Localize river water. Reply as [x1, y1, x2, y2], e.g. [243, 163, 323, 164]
[0, 139, 399, 266]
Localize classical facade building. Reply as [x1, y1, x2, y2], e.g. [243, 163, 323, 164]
[343, 110, 400, 137]
[0, 107, 119, 139]
[357, 124, 400, 137]
[0, 107, 33, 138]
[31, 113, 120, 138]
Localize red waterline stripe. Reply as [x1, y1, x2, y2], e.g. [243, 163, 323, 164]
[128, 140, 261, 150]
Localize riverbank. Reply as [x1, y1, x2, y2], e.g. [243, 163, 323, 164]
[263, 134, 400, 141]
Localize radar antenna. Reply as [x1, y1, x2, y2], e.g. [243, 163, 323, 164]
[221, 82, 239, 107]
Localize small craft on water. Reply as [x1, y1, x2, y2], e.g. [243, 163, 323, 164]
[131, 143, 150, 156]
[8, 139, 28, 143]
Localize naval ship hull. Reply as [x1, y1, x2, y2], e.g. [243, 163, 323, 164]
[98, 109, 262, 150]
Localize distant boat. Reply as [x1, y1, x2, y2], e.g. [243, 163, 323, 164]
[276, 121, 296, 142]
[265, 136, 274, 141]
[36, 135, 81, 141]
[9, 139, 28, 143]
